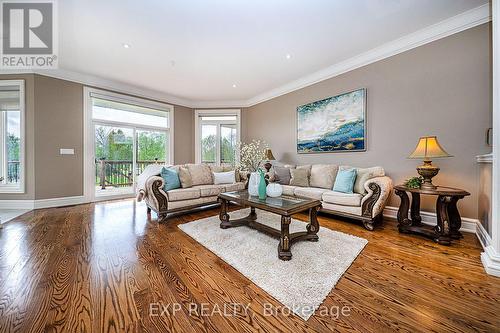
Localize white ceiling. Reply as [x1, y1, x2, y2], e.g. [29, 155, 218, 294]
[56, 0, 488, 105]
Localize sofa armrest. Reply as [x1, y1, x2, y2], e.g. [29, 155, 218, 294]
[361, 176, 393, 218]
[140, 176, 169, 213]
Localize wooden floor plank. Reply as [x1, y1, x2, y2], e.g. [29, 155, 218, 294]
[0, 199, 498, 333]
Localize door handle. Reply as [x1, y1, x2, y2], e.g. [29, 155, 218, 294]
[486, 127, 492, 147]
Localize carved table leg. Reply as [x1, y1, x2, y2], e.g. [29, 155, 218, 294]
[410, 192, 422, 225]
[219, 198, 231, 229]
[447, 196, 464, 240]
[435, 196, 452, 245]
[306, 206, 320, 241]
[158, 213, 169, 223]
[278, 216, 292, 261]
[395, 189, 412, 232]
[249, 207, 257, 221]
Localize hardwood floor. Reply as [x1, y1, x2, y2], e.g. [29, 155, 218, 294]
[0, 199, 498, 333]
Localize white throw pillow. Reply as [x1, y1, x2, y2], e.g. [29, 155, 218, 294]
[213, 170, 236, 185]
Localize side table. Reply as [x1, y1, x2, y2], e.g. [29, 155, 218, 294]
[394, 185, 470, 245]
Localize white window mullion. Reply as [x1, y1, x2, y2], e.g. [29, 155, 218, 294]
[0, 80, 24, 193]
[0, 111, 5, 183]
[216, 124, 221, 166]
[132, 127, 137, 193]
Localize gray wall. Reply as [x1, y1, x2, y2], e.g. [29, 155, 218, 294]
[174, 104, 195, 164]
[0, 74, 195, 200]
[243, 23, 492, 219]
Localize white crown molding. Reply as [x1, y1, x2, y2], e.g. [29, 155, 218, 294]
[0, 68, 196, 108]
[189, 99, 250, 109]
[242, 3, 491, 107]
[383, 206, 478, 233]
[0, 4, 491, 109]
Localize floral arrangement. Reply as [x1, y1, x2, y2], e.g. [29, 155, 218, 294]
[236, 140, 269, 172]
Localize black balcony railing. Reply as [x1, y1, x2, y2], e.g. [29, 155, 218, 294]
[95, 159, 159, 189]
[7, 161, 20, 183]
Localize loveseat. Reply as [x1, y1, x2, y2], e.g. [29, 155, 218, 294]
[268, 164, 393, 230]
[137, 163, 246, 221]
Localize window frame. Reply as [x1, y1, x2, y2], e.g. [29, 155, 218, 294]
[0, 80, 25, 193]
[83, 87, 174, 202]
[194, 109, 241, 166]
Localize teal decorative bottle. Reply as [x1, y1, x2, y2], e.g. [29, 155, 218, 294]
[258, 169, 267, 200]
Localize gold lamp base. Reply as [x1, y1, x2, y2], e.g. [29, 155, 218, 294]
[416, 160, 439, 190]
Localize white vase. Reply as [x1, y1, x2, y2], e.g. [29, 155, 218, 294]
[266, 183, 283, 197]
[248, 172, 260, 196]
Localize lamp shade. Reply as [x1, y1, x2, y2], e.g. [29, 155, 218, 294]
[264, 148, 275, 161]
[408, 136, 452, 160]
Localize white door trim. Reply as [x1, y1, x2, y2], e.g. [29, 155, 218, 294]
[83, 87, 175, 202]
[483, 0, 500, 277]
[0, 80, 25, 194]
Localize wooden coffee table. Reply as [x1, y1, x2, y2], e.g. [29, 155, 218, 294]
[218, 190, 322, 261]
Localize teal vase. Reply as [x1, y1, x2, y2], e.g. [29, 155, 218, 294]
[258, 169, 267, 200]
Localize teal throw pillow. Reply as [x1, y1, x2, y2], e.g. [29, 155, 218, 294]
[160, 167, 181, 192]
[333, 168, 357, 193]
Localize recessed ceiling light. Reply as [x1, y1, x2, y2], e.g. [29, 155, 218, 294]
[232, 84, 237, 88]
[122, 43, 130, 49]
[286, 54, 291, 59]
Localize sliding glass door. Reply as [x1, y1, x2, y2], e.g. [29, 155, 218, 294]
[136, 129, 168, 176]
[87, 89, 173, 201]
[94, 124, 134, 197]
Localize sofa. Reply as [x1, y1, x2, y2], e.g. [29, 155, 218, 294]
[137, 163, 246, 221]
[137, 163, 392, 230]
[269, 164, 393, 230]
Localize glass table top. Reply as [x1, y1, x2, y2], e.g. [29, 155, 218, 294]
[220, 191, 316, 209]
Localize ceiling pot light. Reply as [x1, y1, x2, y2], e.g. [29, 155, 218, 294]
[232, 84, 237, 88]
[286, 54, 291, 59]
[122, 43, 130, 49]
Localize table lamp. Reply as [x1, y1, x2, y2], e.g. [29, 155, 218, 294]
[408, 136, 452, 190]
[263, 148, 275, 172]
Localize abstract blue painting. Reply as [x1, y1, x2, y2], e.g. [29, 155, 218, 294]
[297, 88, 366, 153]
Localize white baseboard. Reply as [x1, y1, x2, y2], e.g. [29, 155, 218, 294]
[481, 246, 500, 277]
[476, 223, 500, 277]
[0, 199, 35, 210]
[34, 196, 87, 209]
[476, 222, 492, 249]
[383, 206, 478, 233]
[383, 206, 500, 277]
[0, 196, 87, 210]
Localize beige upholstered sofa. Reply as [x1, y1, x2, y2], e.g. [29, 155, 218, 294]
[137, 163, 245, 221]
[269, 164, 393, 230]
[137, 162, 392, 230]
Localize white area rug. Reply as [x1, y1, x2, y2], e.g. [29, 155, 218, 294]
[178, 208, 368, 320]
